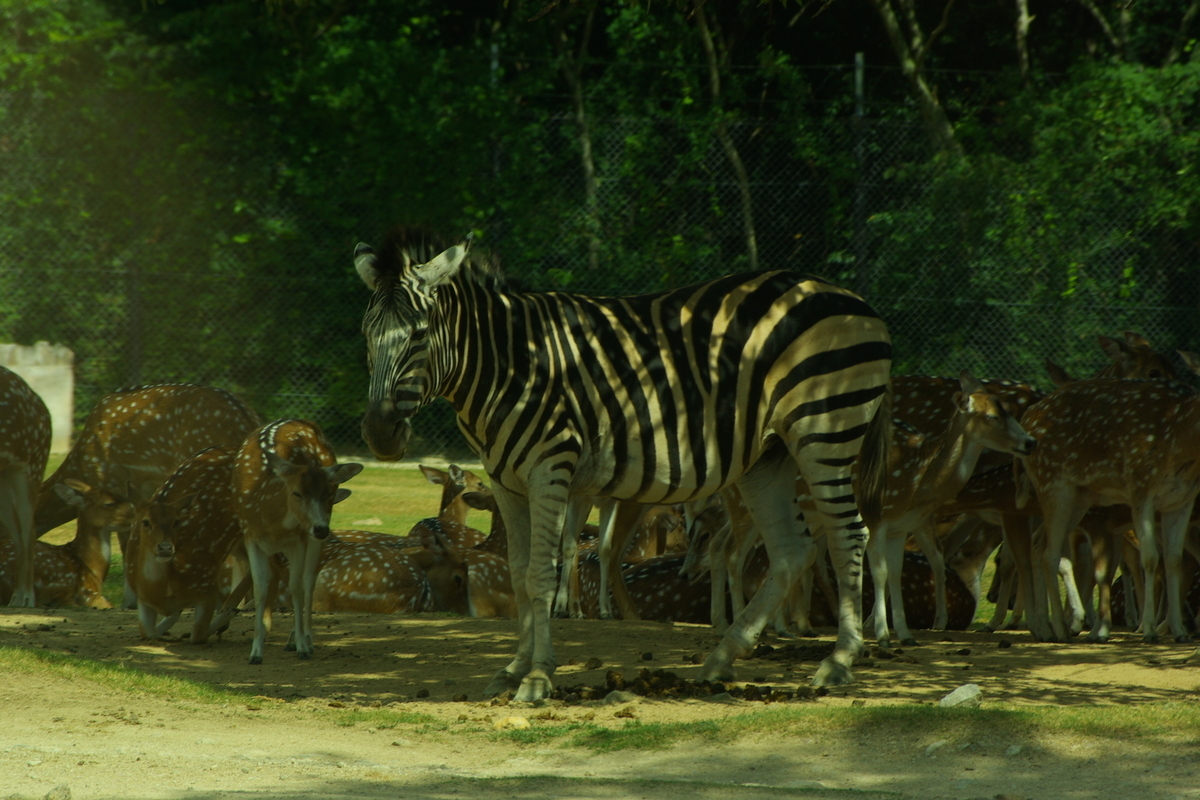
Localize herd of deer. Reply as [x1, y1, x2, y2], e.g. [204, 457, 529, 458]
[1, 330, 1198, 674]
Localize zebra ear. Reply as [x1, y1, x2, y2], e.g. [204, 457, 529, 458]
[354, 243, 378, 291]
[413, 243, 469, 288]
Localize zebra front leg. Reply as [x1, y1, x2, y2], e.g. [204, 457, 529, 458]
[484, 487, 532, 696]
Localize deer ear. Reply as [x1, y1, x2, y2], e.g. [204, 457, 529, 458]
[448, 464, 465, 485]
[55, 483, 86, 507]
[267, 452, 300, 478]
[1098, 335, 1131, 364]
[1178, 350, 1200, 377]
[328, 462, 363, 484]
[1044, 359, 1073, 388]
[419, 465, 448, 486]
[333, 488, 352, 505]
[354, 243, 378, 291]
[951, 391, 969, 412]
[1123, 331, 1151, 348]
[957, 370, 984, 395]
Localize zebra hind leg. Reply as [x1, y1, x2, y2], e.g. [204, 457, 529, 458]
[699, 456, 808, 683]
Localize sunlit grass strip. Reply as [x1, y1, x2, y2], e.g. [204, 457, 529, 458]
[0, 645, 251, 705]
[534, 702, 1200, 753]
[330, 707, 437, 728]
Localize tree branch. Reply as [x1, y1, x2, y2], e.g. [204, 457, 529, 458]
[1014, 0, 1032, 84]
[915, 0, 958, 72]
[1164, 0, 1200, 67]
[1074, 0, 1124, 59]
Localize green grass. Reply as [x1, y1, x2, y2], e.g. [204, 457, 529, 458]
[329, 707, 437, 728]
[0, 645, 254, 706]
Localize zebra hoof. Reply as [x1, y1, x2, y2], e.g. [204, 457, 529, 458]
[900, 638, 919, 647]
[248, 655, 263, 665]
[298, 650, 311, 660]
[1175, 634, 1193, 644]
[483, 669, 522, 698]
[599, 612, 615, 620]
[515, 672, 553, 702]
[811, 658, 853, 687]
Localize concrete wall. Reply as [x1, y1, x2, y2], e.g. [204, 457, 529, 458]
[1, 342, 75, 453]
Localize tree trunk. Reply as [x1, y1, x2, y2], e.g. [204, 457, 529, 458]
[1014, 0, 1032, 85]
[868, 0, 963, 158]
[695, 3, 758, 270]
[554, 7, 601, 272]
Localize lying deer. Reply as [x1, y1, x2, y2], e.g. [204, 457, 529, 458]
[0, 480, 130, 607]
[235, 419, 362, 663]
[408, 465, 489, 549]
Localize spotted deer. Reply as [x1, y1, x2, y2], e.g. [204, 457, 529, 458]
[312, 529, 469, 614]
[453, 490, 517, 618]
[36, 383, 260, 607]
[0, 480, 131, 607]
[407, 464, 489, 550]
[235, 419, 363, 663]
[0, 367, 52, 607]
[1018, 362, 1200, 644]
[859, 373, 1036, 646]
[125, 445, 248, 642]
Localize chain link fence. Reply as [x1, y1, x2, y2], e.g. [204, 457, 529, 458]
[3, 63, 1197, 457]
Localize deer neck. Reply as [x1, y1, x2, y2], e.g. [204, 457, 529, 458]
[477, 511, 508, 556]
[69, 518, 114, 583]
[440, 494, 470, 528]
[911, 409, 988, 509]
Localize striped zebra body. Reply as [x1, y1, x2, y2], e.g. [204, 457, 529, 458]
[356, 229, 893, 699]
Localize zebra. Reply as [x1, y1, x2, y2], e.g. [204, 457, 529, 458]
[354, 227, 893, 701]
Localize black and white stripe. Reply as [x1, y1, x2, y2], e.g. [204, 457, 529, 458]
[355, 227, 893, 697]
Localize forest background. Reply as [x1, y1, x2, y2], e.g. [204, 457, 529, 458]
[2, 0, 1198, 455]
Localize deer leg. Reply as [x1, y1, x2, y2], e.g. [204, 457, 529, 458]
[1086, 524, 1119, 643]
[553, 497, 588, 619]
[709, 531, 730, 633]
[1161, 501, 1194, 643]
[866, 521, 893, 647]
[1039, 494, 1090, 642]
[1132, 501, 1163, 643]
[913, 523, 948, 630]
[885, 529, 919, 646]
[1059, 555, 1086, 637]
[606, 502, 647, 621]
[247, 539, 275, 664]
[190, 600, 216, 644]
[292, 537, 323, 658]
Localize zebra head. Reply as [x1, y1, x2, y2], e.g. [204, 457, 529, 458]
[355, 232, 470, 460]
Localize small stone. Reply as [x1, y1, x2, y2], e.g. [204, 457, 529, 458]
[1005, 745, 1023, 756]
[939, 683, 982, 708]
[851, 699, 866, 707]
[613, 706, 637, 719]
[415, 689, 430, 699]
[452, 693, 468, 702]
[604, 690, 638, 705]
[493, 716, 530, 731]
[45, 789, 71, 800]
[641, 652, 653, 661]
[998, 640, 1013, 649]
[585, 657, 603, 670]
[924, 739, 949, 757]
[706, 692, 738, 704]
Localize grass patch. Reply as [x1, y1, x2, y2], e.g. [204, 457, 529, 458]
[554, 701, 1200, 753]
[330, 707, 437, 728]
[0, 645, 252, 705]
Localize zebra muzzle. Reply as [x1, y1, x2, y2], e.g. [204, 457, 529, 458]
[361, 403, 412, 461]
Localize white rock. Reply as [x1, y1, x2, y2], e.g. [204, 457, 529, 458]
[924, 739, 949, 757]
[939, 683, 982, 708]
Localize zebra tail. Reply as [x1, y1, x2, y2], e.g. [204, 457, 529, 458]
[857, 381, 893, 530]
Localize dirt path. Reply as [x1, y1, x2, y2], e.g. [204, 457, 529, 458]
[3, 607, 1199, 800]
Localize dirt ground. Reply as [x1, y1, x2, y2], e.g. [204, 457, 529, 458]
[2, 606, 1199, 800]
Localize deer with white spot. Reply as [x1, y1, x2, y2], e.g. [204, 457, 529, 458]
[1018, 358, 1200, 644]
[0, 367, 52, 607]
[312, 528, 469, 614]
[125, 444, 249, 642]
[35, 383, 260, 608]
[861, 372, 1036, 647]
[408, 465, 489, 549]
[235, 419, 362, 663]
[0, 480, 130, 607]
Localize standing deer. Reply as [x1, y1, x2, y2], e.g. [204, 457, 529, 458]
[235, 419, 362, 664]
[1019, 364, 1200, 644]
[0, 367, 52, 607]
[862, 373, 1037, 647]
[125, 444, 248, 642]
[35, 383, 259, 607]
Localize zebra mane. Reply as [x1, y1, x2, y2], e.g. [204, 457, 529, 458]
[372, 225, 506, 297]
